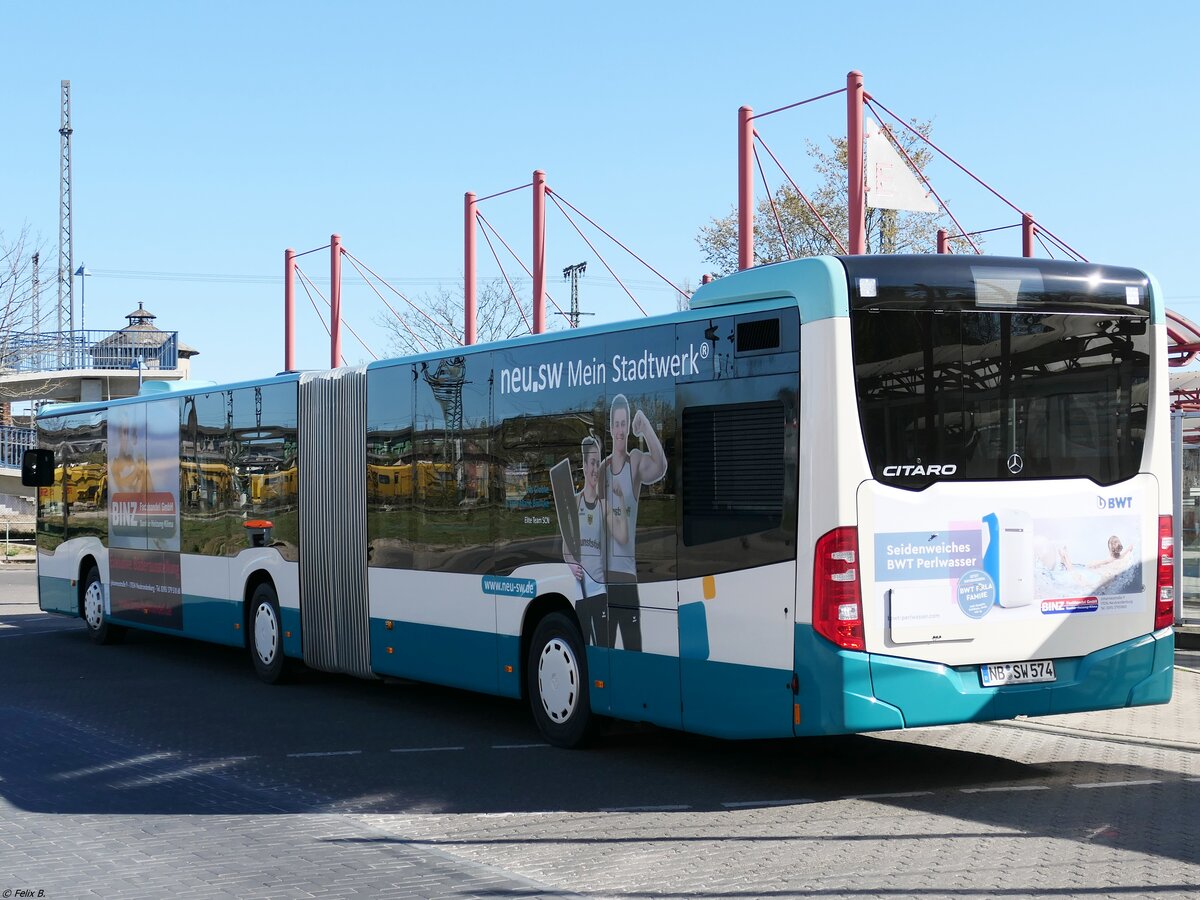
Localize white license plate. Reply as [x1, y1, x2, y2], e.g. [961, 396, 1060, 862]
[980, 660, 1056, 687]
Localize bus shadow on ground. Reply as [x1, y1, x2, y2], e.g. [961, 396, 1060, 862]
[2, 623, 1196, 869]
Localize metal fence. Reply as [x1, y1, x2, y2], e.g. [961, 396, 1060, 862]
[0, 425, 35, 470]
[1173, 411, 1200, 627]
[0, 329, 179, 374]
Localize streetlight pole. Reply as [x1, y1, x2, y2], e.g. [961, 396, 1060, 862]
[74, 264, 90, 334]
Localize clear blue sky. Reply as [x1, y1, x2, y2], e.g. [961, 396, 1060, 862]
[2, 1, 1196, 384]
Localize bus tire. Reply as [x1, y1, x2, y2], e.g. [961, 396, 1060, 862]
[249, 582, 288, 684]
[527, 611, 596, 748]
[81, 564, 124, 646]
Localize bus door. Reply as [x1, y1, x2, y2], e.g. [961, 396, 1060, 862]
[674, 364, 800, 739]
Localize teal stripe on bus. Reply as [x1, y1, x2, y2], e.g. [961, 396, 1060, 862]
[369, 618, 500, 695]
[688, 257, 849, 321]
[38, 575, 76, 616]
[679, 657, 794, 739]
[794, 625, 1174, 734]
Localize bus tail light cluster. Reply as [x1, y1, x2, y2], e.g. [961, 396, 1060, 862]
[814, 527, 864, 651]
[1155, 515, 1175, 632]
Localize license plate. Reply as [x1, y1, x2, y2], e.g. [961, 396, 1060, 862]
[980, 660, 1056, 687]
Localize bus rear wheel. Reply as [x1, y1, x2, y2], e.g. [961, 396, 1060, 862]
[81, 564, 124, 645]
[249, 583, 288, 684]
[527, 612, 597, 748]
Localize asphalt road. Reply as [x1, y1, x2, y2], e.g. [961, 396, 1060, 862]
[1, 566, 1198, 898]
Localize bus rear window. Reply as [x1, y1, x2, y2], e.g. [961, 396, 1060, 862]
[852, 309, 1148, 488]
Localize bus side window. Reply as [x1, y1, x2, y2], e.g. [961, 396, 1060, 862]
[676, 374, 798, 581]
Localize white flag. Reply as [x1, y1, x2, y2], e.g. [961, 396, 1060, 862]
[864, 118, 937, 213]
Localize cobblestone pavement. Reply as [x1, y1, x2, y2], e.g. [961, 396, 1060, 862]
[2, 570, 1198, 899]
[354, 668, 1200, 899]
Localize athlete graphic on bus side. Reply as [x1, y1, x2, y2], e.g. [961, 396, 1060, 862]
[602, 393, 667, 652]
[561, 433, 628, 646]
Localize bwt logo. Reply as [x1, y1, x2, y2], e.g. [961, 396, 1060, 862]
[1097, 496, 1134, 510]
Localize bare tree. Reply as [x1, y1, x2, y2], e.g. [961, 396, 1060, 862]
[1, 227, 52, 423]
[376, 278, 552, 358]
[697, 121, 974, 275]
[1, 227, 44, 339]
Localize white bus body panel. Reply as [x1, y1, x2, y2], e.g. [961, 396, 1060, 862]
[796, 316, 873, 626]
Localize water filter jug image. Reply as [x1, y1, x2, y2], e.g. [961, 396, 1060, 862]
[982, 510, 1034, 608]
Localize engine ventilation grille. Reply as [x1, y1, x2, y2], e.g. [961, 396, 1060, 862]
[736, 318, 780, 353]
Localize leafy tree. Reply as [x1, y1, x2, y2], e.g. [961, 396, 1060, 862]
[697, 121, 973, 275]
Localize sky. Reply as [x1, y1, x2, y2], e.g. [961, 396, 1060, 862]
[2, 1, 1197, 387]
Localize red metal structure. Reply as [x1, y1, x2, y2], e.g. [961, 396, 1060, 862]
[284, 248, 296, 373]
[738, 107, 754, 269]
[738, 70, 1090, 266]
[279, 68, 1200, 384]
[532, 169, 547, 335]
[846, 70, 866, 255]
[330, 234, 342, 369]
[464, 192, 477, 345]
[1168, 309, 1200, 370]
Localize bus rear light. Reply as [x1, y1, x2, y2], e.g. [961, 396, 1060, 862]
[814, 527, 865, 651]
[1155, 515, 1174, 631]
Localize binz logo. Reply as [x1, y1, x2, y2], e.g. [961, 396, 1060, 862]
[1097, 495, 1134, 510]
[882, 463, 958, 477]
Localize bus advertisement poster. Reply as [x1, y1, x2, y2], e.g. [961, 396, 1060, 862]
[871, 488, 1148, 631]
[108, 398, 183, 627]
[108, 548, 184, 629]
[107, 400, 181, 552]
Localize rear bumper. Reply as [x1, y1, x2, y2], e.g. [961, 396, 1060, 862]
[794, 627, 1174, 735]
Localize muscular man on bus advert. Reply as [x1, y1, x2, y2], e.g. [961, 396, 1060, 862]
[604, 393, 666, 652]
[560, 434, 628, 646]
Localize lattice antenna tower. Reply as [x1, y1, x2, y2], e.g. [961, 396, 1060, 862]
[562, 261, 592, 329]
[58, 79, 74, 338]
[32, 252, 40, 338]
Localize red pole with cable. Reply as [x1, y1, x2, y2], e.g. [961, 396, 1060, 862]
[936, 230, 948, 254]
[465, 192, 477, 345]
[1022, 212, 1035, 257]
[284, 248, 296, 372]
[533, 170, 546, 334]
[738, 106, 754, 270]
[330, 233, 342, 368]
[847, 70, 866, 255]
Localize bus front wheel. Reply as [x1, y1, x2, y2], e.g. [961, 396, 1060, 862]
[249, 583, 288, 684]
[81, 564, 124, 645]
[527, 612, 596, 748]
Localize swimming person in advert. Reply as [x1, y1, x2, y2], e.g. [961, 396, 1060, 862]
[1074, 535, 1132, 569]
[1039, 534, 1139, 597]
[603, 393, 667, 652]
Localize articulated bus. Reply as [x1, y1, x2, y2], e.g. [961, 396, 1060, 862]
[22, 255, 1174, 747]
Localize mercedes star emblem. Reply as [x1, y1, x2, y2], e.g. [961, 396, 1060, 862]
[1007, 453, 1024, 475]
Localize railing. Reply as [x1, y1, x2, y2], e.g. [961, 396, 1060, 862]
[0, 426, 35, 470]
[0, 329, 179, 374]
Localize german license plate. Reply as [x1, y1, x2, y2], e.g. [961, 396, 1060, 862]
[980, 660, 1056, 687]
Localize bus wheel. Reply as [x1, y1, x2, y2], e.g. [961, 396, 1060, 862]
[528, 612, 596, 748]
[249, 583, 288, 684]
[81, 565, 124, 645]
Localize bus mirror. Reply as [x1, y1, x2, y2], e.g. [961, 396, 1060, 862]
[21, 449, 55, 488]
